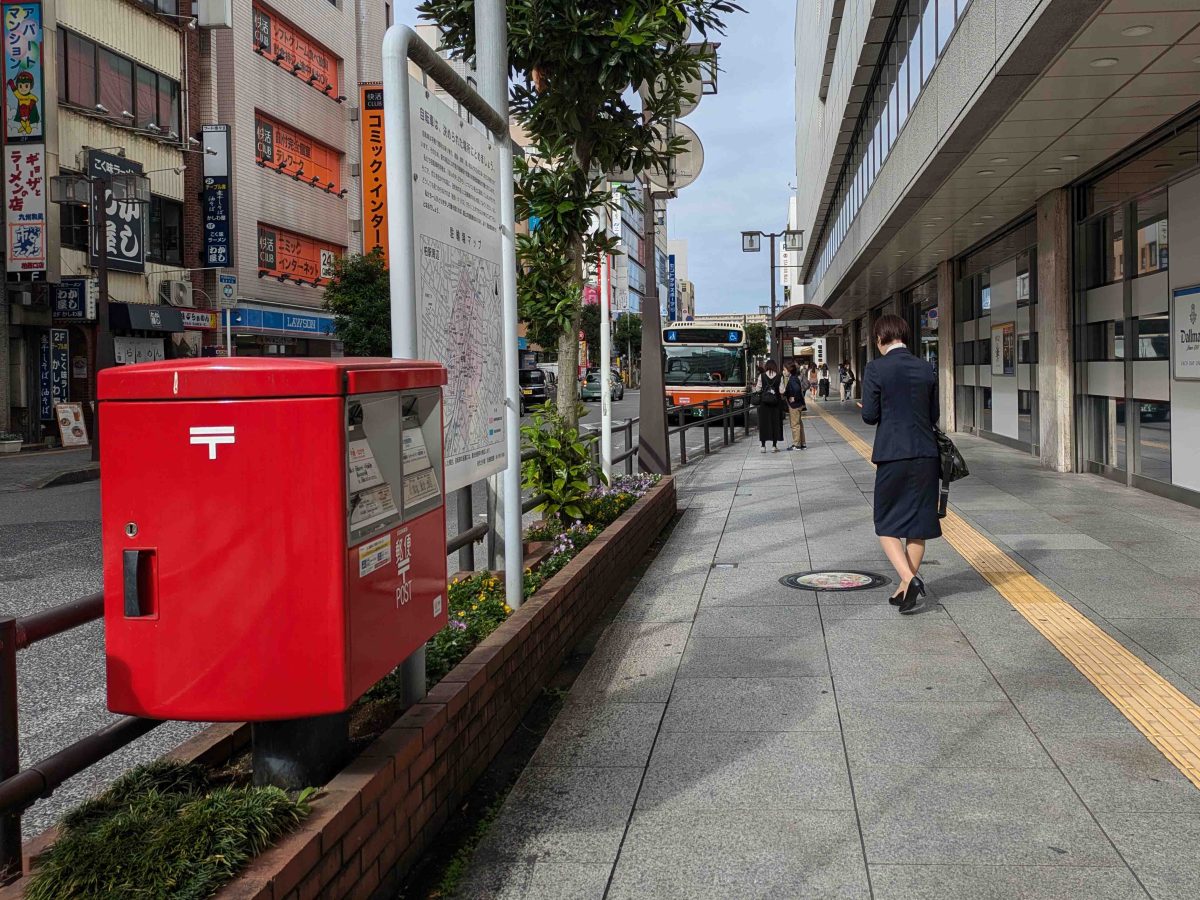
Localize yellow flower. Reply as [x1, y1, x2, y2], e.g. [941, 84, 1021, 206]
[503, 604, 513, 614]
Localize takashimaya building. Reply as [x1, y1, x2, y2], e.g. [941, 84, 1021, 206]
[795, 0, 1200, 506]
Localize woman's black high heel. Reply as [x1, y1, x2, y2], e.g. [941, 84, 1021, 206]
[898, 575, 926, 614]
[888, 589, 904, 606]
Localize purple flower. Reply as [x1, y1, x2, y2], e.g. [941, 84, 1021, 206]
[449, 619, 468, 631]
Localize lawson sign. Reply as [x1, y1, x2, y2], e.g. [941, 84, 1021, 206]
[221, 305, 336, 337]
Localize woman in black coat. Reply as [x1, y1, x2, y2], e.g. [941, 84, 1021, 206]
[755, 359, 785, 452]
[860, 314, 940, 614]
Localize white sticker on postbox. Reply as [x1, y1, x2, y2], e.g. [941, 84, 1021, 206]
[358, 535, 392, 577]
[433, 595, 443, 617]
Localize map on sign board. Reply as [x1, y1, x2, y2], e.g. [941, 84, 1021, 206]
[409, 77, 505, 493]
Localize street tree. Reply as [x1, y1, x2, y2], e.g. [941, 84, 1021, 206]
[745, 321, 768, 360]
[614, 313, 643, 357]
[418, 0, 743, 426]
[323, 250, 391, 357]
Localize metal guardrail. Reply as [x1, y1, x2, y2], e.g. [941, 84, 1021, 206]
[0, 598, 165, 883]
[666, 391, 754, 467]
[0, 406, 742, 882]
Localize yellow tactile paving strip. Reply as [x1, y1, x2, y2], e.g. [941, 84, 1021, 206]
[811, 403, 1200, 789]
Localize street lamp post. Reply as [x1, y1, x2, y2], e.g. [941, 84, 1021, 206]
[741, 228, 803, 365]
[50, 169, 151, 463]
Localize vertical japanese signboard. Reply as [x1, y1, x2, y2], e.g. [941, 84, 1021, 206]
[5, 143, 44, 272]
[409, 79, 505, 492]
[50, 326, 67, 407]
[3, 2, 43, 142]
[36, 329, 48, 418]
[53, 277, 96, 321]
[88, 149, 145, 273]
[202, 124, 233, 267]
[359, 84, 388, 265]
[667, 254, 677, 322]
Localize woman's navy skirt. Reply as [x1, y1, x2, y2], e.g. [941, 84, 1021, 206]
[873, 457, 942, 539]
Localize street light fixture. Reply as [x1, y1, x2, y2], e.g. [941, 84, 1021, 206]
[741, 227, 805, 364]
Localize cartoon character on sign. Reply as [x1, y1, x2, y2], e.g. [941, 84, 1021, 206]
[7, 71, 37, 135]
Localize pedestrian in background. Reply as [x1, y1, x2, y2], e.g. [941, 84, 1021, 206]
[860, 314, 940, 614]
[785, 362, 807, 450]
[839, 362, 855, 402]
[807, 364, 819, 399]
[756, 360, 785, 453]
[819, 363, 831, 400]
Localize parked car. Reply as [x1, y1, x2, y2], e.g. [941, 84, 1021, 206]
[519, 367, 554, 414]
[580, 371, 625, 402]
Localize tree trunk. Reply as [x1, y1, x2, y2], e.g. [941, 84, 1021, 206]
[556, 312, 581, 427]
[556, 234, 588, 428]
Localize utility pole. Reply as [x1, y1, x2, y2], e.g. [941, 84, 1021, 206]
[475, 0, 524, 613]
[637, 184, 670, 475]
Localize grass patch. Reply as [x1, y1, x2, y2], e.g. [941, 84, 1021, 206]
[26, 761, 312, 900]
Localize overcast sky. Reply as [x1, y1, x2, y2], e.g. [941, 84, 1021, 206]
[393, 2, 797, 317]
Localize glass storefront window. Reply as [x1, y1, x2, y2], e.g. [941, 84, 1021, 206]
[956, 385, 975, 431]
[1016, 249, 1037, 307]
[1018, 390, 1038, 447]
[1083, 320, 1124, 361]
[1135, 400, 1171, 483]
[1134, 316, 1169, 360]
[1088, 396, 1126, 471]
[1083, 210, 1124, 288]
[1135, 193, 1168, 276]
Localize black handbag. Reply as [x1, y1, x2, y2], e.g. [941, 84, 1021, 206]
[934, 427, 968, 518]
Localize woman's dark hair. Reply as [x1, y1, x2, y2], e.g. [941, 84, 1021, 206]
[872, 314, 911, 347]
[764, 359, 778, 372]
[786, 362, 798, 375]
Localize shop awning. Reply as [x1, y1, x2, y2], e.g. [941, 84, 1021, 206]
[109, 303, 184, 333]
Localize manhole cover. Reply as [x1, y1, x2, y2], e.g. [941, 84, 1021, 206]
[780, 571, 891, 592]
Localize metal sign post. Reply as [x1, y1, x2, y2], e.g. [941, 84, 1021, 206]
[599, 199, 613, 479]
[382, 22, 523, 636]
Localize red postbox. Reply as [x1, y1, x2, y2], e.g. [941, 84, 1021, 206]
[98, 358, 449, 721]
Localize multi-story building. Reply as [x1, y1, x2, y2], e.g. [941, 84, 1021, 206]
[195, 0, 391, 358]
[2, 0, 199, 441]
[796, 0, 1200, 506]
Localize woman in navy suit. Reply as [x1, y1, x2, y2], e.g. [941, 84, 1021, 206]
[861, 314, 941, 614]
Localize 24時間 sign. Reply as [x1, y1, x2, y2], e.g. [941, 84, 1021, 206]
[257, 223, 341, 284]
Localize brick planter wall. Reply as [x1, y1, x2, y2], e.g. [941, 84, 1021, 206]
[2, 476, 675, 900]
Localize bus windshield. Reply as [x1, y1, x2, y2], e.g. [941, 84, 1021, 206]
[664, 346, 746, 387]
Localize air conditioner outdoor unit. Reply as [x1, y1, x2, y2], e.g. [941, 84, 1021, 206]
[159, 279, 193, 307]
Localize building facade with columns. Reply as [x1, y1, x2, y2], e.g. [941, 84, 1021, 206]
[795, 0, 1200, 507]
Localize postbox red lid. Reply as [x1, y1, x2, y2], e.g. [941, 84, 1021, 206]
[98, 358, 448, 401]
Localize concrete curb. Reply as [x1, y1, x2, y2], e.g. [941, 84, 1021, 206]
[36, 467, 100, 490]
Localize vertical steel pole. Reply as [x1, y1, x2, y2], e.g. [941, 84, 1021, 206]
[381, 27, 425, 707]
[91, 176, 113, 464]
[476, 0, 525, 612]
[599, 203, 612, 480]
[0, 617, 20, 883]
[637, 187, 671, 474]
[769, 232, 779, 366]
